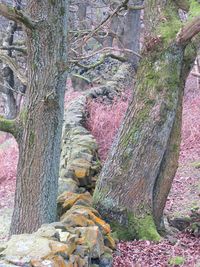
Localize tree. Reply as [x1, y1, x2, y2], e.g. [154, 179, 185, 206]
[0, 0, 23, 119]
[0, 0, 68, 234]
[93, 0, 200, 240]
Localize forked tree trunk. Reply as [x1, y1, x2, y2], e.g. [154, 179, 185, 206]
[9, 1, 68, 234]
[93, 0, 199, 240]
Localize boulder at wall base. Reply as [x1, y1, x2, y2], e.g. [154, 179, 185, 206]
[75, 226, 105, 259]
[60, 205, 111, 236]
[91, 252, 113, 267]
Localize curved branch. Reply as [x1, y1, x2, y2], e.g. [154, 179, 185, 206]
[174, 0, 190, 11]
[176, 16, 200, 45]
[0, 116, 18, 138]
[0, 52, 27, 85]
[0, 3, 35, 29]
[73, 53, 126, 70]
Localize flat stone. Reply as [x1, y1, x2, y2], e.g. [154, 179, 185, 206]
[57, 192, 92, 213]
[58, 178, 78, 195]
[2, 234, 52, 260]
[61, 213, 95, 228]
[35, 225, 59, 240]
[49, 241, 76, 257]
[31, 255, 67, 267]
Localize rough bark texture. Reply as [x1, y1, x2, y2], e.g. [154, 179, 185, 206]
[10, 0, 68, 234]
[93, 0, 199, 240]
[121, 0, 142, 66]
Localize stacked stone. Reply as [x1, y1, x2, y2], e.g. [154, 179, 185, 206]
[0, 191, 116, 267]
[59, 95, 101, 196]
[88, 63, 135, 100]
[0, 63, 136, 266]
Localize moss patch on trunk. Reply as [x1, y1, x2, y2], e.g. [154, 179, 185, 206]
[110, 212, 160, 241]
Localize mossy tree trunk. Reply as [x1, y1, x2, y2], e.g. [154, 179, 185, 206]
[93, 0, 200, 240]
[0, 0, 68, 234]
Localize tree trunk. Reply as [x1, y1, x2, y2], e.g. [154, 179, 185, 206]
[121, 0, 142, 66]
[93, 0, 198, 240]
[10, 0, 68, 234]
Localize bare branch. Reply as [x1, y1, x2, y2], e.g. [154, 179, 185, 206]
[0, 80, 25, 95]
[0, 46, 27, 55]
[174, 0, 190, 11]
[0, 51, 27, 85]
[75, 0, 130, 49]
[70, 47, 142, 61]
[0, 3, 35, 29]
[72, 53, 126, 71]
[191, 71, 200, 78]
[176, 16, 200, 45]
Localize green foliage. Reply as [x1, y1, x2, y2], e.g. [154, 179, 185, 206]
[168, 256, 185, 266]
[188, 0, 200, 19]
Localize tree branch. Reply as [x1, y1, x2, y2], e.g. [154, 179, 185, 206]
[75, 0, 130, 49]
[0, 52, 27, 85]
[0, 115, 17, 138]
[174, 0, 190, 11]
[191, 71, 200, 78]
[176, 16, 200, 45]
[0, 46, 27, 55]
[0, 3, 35, 29]
[73, 53, 126, 71]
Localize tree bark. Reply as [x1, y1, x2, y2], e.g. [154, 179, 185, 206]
[9, 0, 68, 234]
[93, 0, 199, 240]
[121, 0, 142, 66]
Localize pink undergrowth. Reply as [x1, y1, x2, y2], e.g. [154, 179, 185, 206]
[179, 74, 200, 163]
[0, 133, 18, 209]
[86, 94, 130, 161]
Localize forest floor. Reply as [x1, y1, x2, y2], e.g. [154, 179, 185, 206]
[0, 75, 200, 266]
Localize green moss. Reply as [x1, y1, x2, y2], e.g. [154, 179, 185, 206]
[19, 109, 28, 124]
[49, 0, 56, 5]
[157, 4, 182, 45]
[168, 256, 185, 266]
[59, 7, 65, 16]
[110, 212, 160, 241]
[29, 131, 35, 145]
[188, 0, 200, 19]
[136, 215, 161, 241]
[0, 116, 16, 137]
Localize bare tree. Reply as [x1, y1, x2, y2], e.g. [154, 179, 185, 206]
[93, 0, 200, 240]
[0, 0, 68, 234]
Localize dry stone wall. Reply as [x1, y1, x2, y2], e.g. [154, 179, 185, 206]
[59, 95, 100, 196]
[0, 191, 115, 267]
[0, 63, 135, 267]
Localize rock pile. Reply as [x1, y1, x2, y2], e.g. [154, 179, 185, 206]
[59, 95, 101, 196]
[0, 192, 115, 266]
